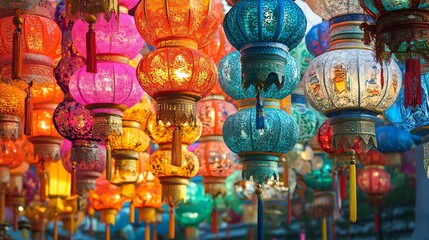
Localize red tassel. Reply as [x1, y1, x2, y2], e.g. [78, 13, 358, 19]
[380, 66, 384, 89]
[404, 58, 422, 107]
[249, 228, 254, 240]
[331, 219, 336, 240]
[13, 208, 18, 232]
[39, 163, 47, 202]
[340, 174, 347, 200]
[86, 21, 97, 73]
[24, 82, 33, 136]
[71, 161, 77, 196]
[211, 207, 218, 233]
[12, 13, 23, 80]
[287, 191, 291, 224]
[374, 208, 379, 233]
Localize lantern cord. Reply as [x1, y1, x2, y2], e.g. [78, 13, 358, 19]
[255, 186, 263, 240]
[24, 81, 33, 136]
[380, 66, 384, 89]
[89, 215, 93, 236]
[331, 219, 336, 240]
[54, 216, 58, 240]
[287, 190, 291, 224]
[40, 162, 47, 202]
[106, 222, 110, 240]
[374, 207, 379, 233]
[21, 228, 28, 239]
[249, 227, 254, 240]
[322, 216, 327, 240]
[283, 165, 289, 189]
[0, 188, 4, 224]
[211, 206, 218, 233]
[70, 213, 75, 235]
[404, 58, 422, 107]
[106, 143, 112, 180]
[333, 171, 342, 212]
[340, 171, 347, 201]
[255, 87, 265, 130]
[86, 17, 97, 73]
[13, 207, 18, 232]
[145, 224, 150, 240]
[71, 161, 77, 196]
[129, 202, 135, 224]
[349, 160, 357, 223]
[12, 12, 23, 80]
[171, 127, 183, 167]
[168, 206, 175, 239]
[153, 222, 158, 240]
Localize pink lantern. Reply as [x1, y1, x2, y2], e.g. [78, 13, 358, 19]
[119, 0, 139, 10]
[72, 13, 144, 60]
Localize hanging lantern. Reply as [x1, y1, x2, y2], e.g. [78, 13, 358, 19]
[88, 181, 125, 240]
[132, 175, 162, 240]
[359, 1, 429, 107]
[0, 83, 25, 144]
[146, 114, 201, 239]
[108, 95, 152, 198]
[305, 21, 331, 58]
[223, 0, 306, 130]
[358, 150, 391, 233]
[69, 3, 144, 175]
[305, 154, 334, 240]
[199, 23, 235, 66]
[292, 92, 318, 145]
[303, 3, 402, 221]
[376, 125, 418, 169]
[290, 42, 314, 77]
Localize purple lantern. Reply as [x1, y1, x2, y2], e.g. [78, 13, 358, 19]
[305, 21, 330, 57]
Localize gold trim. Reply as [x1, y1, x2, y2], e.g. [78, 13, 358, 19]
[238, 151, 282, 157]
[85, 103, 127, 112]
[96, 54, 129, 64]
[364, 165, 385, 170]
[236, 98, 280, 110]
[122, 120, 141, 129]
[155, 38, 198, 50]
[119, 5, 128, 14]
[202, 95, 226, 101]
[198, 136, 224, 142]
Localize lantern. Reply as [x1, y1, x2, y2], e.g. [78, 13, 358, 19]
[5, 159, 28, 232]
[292, 92, 318, 145]
[303, 4, 402, 221]
[358, 150, 391, 232]
[88, 181, 125, 240]
[0, 83, 25, 143]
[175, 180, 213, 239]
[305, 21, 331, 58]
[108, 95, 152, 198]
[199, 23, 235, 66]
[359, 1, 429, 107]
[132, 176, 162, 240]
[223, 0, 306, 130]
[290, 42, 314, 76]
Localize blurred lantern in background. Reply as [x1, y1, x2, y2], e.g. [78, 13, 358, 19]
[359, 1, 429, 108]
[290, 42, 313, 77]
[376, 125, 418, 169]
[175, 180, 213, 239]
[303, 0, 402, 222]
[358, 150, 391, 233]
[6, 159, 29, 232]
[88, 181, 125, 240]
[69, 0, 144, 181]
[305, 21, 330, 58]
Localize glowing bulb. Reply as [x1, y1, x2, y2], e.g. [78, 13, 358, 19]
[18, 206, 24, 212]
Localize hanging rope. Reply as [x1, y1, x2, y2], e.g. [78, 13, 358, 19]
[255, 185, 264, 240]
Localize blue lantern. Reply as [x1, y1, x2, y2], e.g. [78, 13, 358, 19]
[305, 21, 330, 58]
[223, 0, 306, 130]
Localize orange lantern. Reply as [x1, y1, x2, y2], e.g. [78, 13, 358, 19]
[88, 182, 125, 240]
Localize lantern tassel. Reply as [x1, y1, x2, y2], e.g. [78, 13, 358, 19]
[256, 89, 264, 130]
[404, 58, 422, 107]
[374, 207, 379, 233]
[71, 161, 77, 196]
[0, 189, 4, 224]
[331, 219, 336, 240]
[13, 208, 18, 232]
[22, 228, 28, 239]
[106, 223, 110, 240]
[153, 223, 158, 240]
[54, 217, 58, 240]
[211, 207, 218, 233]
[340, 172, 347, 200]
[249, 228, 254, 240]
[106, 143, 112, 180]
[70, 214, 75, 234]
[145, 224, 150, 240]
[334, 171, 342, 211]
[40, 163, 47, 202]
[255, 187, 263, 240]
[171, 128, 182, 167]
[130, 202, 135, 224]
[380, 66, 384, 89]
[287, 190, 291, 224]
[283, 165, 289, 189]
[168, 207, 175, 239]
[24, 82, 33, 136]
[86, 20, 97, 73]
[12, 13, 23, 80]
[349, 160, 357, 223]
[322, 216, 327, 240]
[300, 230, 306, 240]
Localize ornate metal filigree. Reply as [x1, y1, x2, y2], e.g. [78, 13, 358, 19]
[241, 155, 280, 185]
[92, 114, 122, 141]
[0, 114, 21, 142]
[159, 177, 189, 207]
[156, 94, 197, 127]
[203, 177, 227, 198]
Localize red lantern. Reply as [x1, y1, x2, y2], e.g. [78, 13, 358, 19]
[358, 150, 391, 233]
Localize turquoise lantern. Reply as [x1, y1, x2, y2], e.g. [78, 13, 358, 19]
[290, 42, 314, 76]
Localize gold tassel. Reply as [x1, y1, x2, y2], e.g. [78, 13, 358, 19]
[70, 214, 75, 234]
[153, 223, 158, 240]
[0, 188, 5, 224]
[171, 128, 182, 167]
[106, 223, 110, 240]
[106, 143, 112, 180]
[24, 82, 33, 136]
[322, 216, 327, 240]
[129, 202, 135, 224]
[283, 164, 289, 189]
[40, 163, 47, 202]
[22, 228, 28, 239]
[145, 224, 150, 240]
[12, 12, 23, 80]
[350, 159, 357, 223]
[168, 207, 175, 239]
